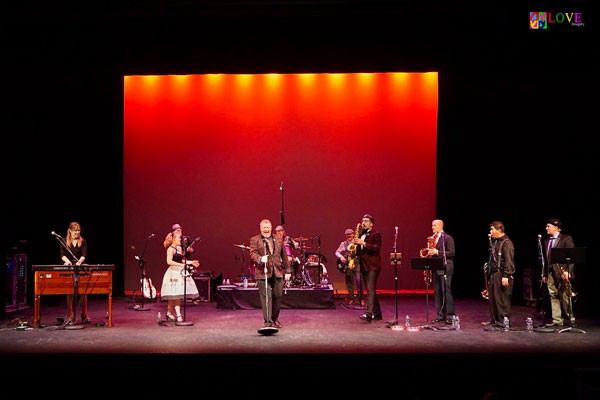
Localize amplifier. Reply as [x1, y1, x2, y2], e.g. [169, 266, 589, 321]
[193, 276, 211, 302]
[5, 254, 28, 312]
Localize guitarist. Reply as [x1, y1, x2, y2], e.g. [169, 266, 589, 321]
[335, 228, 364, 306]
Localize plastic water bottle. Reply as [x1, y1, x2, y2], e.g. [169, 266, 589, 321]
[157, 312, 161, 324]
[455, 315, 460, 330]
[503, 316, 510, 331]
[451, 315, 457, 330]
[405, 315, 410, 328]
[243, 277, 248, 288]
[526, 317, 533, 332]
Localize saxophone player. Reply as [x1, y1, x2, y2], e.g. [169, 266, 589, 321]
[427, 220, 456, 324]
[335, 228, 364, 306]
[543, 218, 577, 328]
[355, 214, 383, 322]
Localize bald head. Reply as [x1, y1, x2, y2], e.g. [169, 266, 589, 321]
[432, 219, 444, 234]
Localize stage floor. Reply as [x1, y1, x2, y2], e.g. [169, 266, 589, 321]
[2, 294, 600, 399]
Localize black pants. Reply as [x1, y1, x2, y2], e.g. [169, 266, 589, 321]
[257, 276, 283, 324]
[360, 270, 381, 317]
[488, 271, 513, 325]
[433, 273, 454, 319]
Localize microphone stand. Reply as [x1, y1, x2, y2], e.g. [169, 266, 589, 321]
[386, 228, 400, 328]
[535, 235, 547, 326]
[280, 181, 285, 226]
[133, 234, 153, 312]
[53, 233, 85, 330]
[258, 238, 278, 336]
[176, 230, 193, 326]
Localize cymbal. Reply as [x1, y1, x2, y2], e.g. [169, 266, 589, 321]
[293, 237, 311, 242]
[233, 244, 250, 250]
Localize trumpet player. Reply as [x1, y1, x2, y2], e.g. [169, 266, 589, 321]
[482, 221, 515, 330]
[425, 220, 456, 324]
[543, 218, 576, 328]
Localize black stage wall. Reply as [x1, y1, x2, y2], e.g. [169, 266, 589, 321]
[3, 2, 595, 315]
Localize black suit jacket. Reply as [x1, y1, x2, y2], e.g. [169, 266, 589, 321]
[432, 232, 455, 276]
[544, 233, 575, 279]
[357, 230, 382, 271]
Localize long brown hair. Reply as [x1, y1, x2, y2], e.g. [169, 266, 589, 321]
[66, 222, 83, 247]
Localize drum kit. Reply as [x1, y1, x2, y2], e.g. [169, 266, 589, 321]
[233, 236, 328, 287]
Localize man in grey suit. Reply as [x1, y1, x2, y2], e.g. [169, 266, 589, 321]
[543, 218, 576, 327]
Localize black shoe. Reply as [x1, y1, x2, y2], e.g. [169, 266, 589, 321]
[372, 315, 383, 321]
[545, 322, 563, 328]
[263, 322, 273, 328]
[272, 321, 283, 328]
[481, 321, 494, 326]
[432, 318, 445, 324]
[360, 314, 373, 322]
[484, 325, 503, 332]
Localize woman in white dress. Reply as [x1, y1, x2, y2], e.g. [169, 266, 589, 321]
[161, 231, 199, 321]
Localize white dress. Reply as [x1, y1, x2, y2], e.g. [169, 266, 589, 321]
[160, 246, 199, 301]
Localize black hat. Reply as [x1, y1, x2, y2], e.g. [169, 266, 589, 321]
[547, 218, 562, 229]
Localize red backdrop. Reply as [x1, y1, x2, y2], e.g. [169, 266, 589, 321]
[124, 72, 438, 292]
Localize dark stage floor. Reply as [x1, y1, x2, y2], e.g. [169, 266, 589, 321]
[2, 294, 600, 399]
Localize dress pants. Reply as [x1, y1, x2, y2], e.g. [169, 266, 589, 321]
[547, 273, 575, 325]
[360, 269, 381, 317]
[257, 275, 283, 324]
[433, 273, 454, 319]
[488, 271, 513, 325]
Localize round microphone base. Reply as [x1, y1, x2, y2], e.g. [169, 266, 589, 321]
[134, 307, 151, 311]
[64, 324, 85, 330]
[175, 320, 194, 326]
[258, 326, 279, 336]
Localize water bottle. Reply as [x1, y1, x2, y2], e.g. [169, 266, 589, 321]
[503, 316, 510, 331]
[243, 276, 248, 288]
[526, 317, 533, 332]
[455, 315, 460, 330]
[451, 315, 457, 330]
[405, 315, 410, 328]
[157, 312, 162, 324]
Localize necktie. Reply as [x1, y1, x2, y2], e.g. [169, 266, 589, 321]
[547, 237, 555, 260]
[265, 238, 273, 255]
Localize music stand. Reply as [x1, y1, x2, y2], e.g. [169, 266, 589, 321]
[410, 257, 444, 330]
[386, 252, 402, 328]
[550, 247, 586, 334]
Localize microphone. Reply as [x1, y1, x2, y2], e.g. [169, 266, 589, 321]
[280, 181, 284, 191]
[51, 231, 61, 237]
[395, 226, 398, 233]
[148, 233, 155, 239]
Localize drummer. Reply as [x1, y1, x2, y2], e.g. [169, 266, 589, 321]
[275, 226, 296, 278]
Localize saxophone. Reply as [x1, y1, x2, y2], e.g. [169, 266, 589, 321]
[420, 234, 436, 283]
[346, 223, 361, 270]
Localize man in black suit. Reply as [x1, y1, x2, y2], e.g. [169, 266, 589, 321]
[482, 221, 515, 330]
[426, 219, 456, 324]
[249, 219, 289, 328]
[354, 214, 383, 322]
[543, 218, 576, 327]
